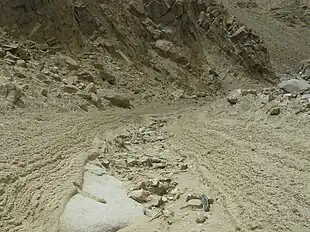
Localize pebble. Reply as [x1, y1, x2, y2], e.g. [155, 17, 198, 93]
[129, 189, 151, 203]
[227, 89, 242, 104]
[41, 88, 48, 97]
[196, 214, 207, 224]
[269, 107, 280, 116]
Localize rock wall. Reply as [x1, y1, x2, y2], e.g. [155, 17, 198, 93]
[0, 0, 276, 82]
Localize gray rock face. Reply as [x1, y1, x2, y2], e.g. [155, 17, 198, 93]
[278, 79, 310, 93]
[59, 171, 144, 232]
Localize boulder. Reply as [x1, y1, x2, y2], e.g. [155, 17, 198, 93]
[85, 83, 97, 94]
[16, 59, 27, 67]
[59, 54, 79, 69]
[278, 79, 310, 93]
[59, 171, 144, 232]
[227, 89, 243, 104]
[78, 71, 95, 83]
[0, 83, 22, 104]
[63, 85, 79, 94]
[97, 89, 132, 108]
[100, 70, 116, 85]
[129, 189, 151, 203]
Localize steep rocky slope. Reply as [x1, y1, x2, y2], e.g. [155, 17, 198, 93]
[220, 0, 310, 72]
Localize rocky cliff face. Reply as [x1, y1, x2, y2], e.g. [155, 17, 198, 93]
[0, 0, 276, 83]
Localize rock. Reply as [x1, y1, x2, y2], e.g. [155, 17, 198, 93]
[5, 52, 19, 61]
[97, 89, 132, 108]
[4, 58, 16, 65]
[100, 70, 116, 85]
[230, 26, 247, 42]
[93, 62, 104, 70]
[129, 189, 151, 203]
[227, 89, 242, 104]
[85, 83, 97, 94]
[76, 90, 91, 100]
[3, 83, 22, 104]
[79, 103, 88, 112]
[65, 76, 78, 86]
[146, 195, 163, 208]
[16, 59, 27, 67]
[41, 88, 48, 97]
[2, 43, 19, 54]
[301, 94, 310, 101]
[77, 71, 95, 83]
[128, 0, 145, 16]
[114, 159, 127, 169]
[36, 74, 48, 82]
[172, 89, 184, 99]
[59, 172, 144, 232]
[90, 93, 101, 106]
[52, 74, 62, 82]
[180, 164, 188, 170]
[278, 79, 310, 93]
[269, 107, 281, 116]
[63, 85, 79, 94]
[126, 158, 138, 167]
[196, 214, 207, 224]
[0, 48, 5, 58]
[21, 84, 30, 91]
[14, 72, 27, 79]
[59, 55, 79, 69]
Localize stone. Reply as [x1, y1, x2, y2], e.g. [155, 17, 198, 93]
[90, 93, 101, 106]
[5, 84, 22, 104]
[65, 76, 78, 86]
[14, 72, 27, 79]
[97, 89, 132, 108]
[196, 214, 207, 224]
[79, 103, 88, 112]
[36, 74, 48, 82]
[4, 58, 16, 65]
[0, 48, 5, 58]
[59, 172, 144, 232]
[227, 89, 243, 104]
[5, 52, 19, 61]
[52, 74, 62, 82]
[180, 164, 188, 170]
[16, 59, 27, 67]
[145, 195, 163, 208]
[230, 26, 247, 42]
[129, 189, 151, 203]
[100, 70, 116, 85]
[269, 107, 280, 116]
[76, 91, 91, 100]
[2, 43, 19, 54]
[85, 83, 97, 94]
[63, 85, 79, 94]
[41, 88, 48, 97]
[278, 79, 310, 93]
[59, 55, 79, 69]
[172, 89, 184, 99]
[77, 71, 95, 83]
[126, 158, 138, 167]
[93, 62, 104, 70]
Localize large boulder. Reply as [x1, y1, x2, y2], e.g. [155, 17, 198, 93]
[97, 89, 132, 108]
[278, 79, 310, 93]
[59, 168, 144, 232]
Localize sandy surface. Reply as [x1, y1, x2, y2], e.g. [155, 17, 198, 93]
[1, 99, 309, 232]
